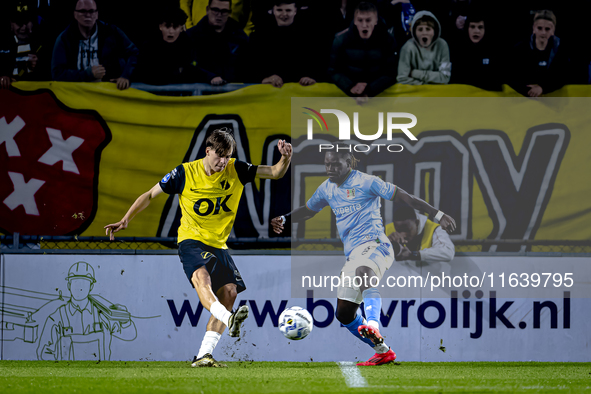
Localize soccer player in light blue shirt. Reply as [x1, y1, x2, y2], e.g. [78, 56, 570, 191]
[272, 149, 456, 366]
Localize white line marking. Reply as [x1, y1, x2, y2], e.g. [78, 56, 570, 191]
[337, 361, 368, 388]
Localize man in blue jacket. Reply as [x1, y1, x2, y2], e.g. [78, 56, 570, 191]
[51, 0, 138, 90]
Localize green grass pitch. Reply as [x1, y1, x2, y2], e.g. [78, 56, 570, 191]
[1, 361, 590, 393]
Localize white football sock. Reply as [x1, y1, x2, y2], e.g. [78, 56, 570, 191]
[210, 301, 231, 327]
[368, 320, 380, 329]
[367, 321, 389, 354]
[375, 343, 390, 354]
[197, 331, 222, 358]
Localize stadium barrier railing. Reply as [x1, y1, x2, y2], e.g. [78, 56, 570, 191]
[1, 234, 589, 256]
[130, 82, 256, 96]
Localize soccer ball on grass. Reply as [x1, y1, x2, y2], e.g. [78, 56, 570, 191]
[278, 306, 313, 340]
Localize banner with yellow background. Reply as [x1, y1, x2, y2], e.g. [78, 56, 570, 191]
[1, 82, 589, 244]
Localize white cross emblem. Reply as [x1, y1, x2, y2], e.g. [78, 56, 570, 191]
[0, 115, 25, 157]
[38, 128, 84, 174]
[4, 172, 45, 216]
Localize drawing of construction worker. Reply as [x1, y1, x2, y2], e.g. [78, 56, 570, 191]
[36, 261, 137, 360]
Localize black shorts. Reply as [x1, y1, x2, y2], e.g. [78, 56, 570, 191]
[178, 239, 246, 294]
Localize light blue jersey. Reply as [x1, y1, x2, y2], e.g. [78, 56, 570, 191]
[306, 170, 398, 257]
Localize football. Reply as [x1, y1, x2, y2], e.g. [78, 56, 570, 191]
[278, 306, 313, 340]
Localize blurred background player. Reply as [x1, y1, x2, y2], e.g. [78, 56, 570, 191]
[271, 149, 455, 366]
[105, 128, 292, 367]
[385, 205, 455, 263]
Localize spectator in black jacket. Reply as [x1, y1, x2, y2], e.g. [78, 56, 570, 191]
[509, 10, 569, 97]
[328, 2, 397, 103]
[10, 7, 53, 81]
[247, 1, 320, 87]
[135, 7, 199, 85]
[51, 0, 139, 90]
[186, 0, 249, 85]
[450, 14, 502, 91]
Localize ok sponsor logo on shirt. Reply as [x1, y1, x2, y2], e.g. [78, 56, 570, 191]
[194, 195, 232, 216]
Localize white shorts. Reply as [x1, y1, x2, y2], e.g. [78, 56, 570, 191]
[337, 240, 394, 304]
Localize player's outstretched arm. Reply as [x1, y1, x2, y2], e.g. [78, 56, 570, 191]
[104, 183, 164, 240]
[271, 205, 318, 234]
[256, 139, 293, 180]
[394, 187, 456, 233]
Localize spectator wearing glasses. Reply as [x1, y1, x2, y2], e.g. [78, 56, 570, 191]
[186, 0, 248, 85]
[51, 0, 139, 90]
[181, 0, 247, 31]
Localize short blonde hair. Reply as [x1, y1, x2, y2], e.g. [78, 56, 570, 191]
[534, 10, 556, 27]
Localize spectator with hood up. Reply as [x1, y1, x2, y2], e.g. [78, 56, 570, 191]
[397, 10, 451, 85]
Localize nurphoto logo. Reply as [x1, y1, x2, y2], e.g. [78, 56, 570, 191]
[303, 107, 418, 152]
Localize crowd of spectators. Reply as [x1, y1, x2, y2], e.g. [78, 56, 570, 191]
[1, 0, 590, 97]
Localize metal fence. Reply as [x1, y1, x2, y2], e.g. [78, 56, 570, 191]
[1, 234, 590, 256]
[130, 82, 255, 96]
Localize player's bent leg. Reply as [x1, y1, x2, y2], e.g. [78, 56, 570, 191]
[217, 284, 238, 311]
[355, 266, 382, 328]
[207, 284, 238, 333]
[193, 284, 240, 368]
[336, 298, 375, 348]
[191, 267, 233, 327]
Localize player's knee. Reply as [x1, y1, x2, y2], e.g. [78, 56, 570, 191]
[191, 269, 205, 286]
[335, 307, 355, 325]
[355, 265, 375, 279]
[191, 272, 200, 287]
[218, 284, 237, 304]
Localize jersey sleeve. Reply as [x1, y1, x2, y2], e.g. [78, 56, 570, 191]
[306, 185, 329, 212]
[235, 160, 258, 185]
[369, 176, 398, 201]
[159, 165, 186, 194]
